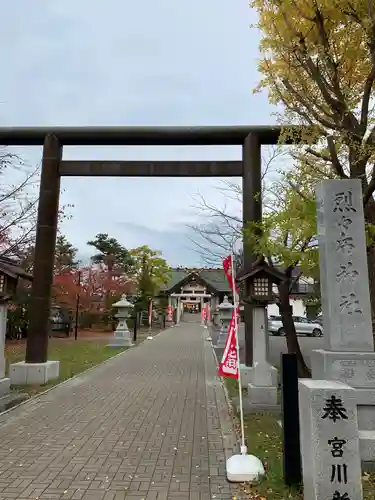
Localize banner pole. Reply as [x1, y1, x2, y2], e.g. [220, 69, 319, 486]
[147, 298, 153, 340]
[224, 252, 265, 483]
[230, 252, 246, 454]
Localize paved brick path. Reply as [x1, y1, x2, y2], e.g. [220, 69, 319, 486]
[0, 321, 239, 500]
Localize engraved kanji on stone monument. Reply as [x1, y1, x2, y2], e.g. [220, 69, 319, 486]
[298, 380, 363, 500]
[312, 180, 375, 469]
[339, 293, 363, 315]
[322, 395, 348, 422]
[332, 190, 356, 213]
[316, 180, 373, 352]
[335, 262, 359, 284]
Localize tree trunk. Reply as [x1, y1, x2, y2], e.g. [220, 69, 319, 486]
[364, 198, 375, 347]
[367, 247, 375, 336]
[104, 257, 114, 326]
[278, 280, 311, 378]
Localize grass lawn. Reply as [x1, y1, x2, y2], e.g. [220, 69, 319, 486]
[5, 339, 127, 396]
[5, 326, 161, 397]
[224, 379, 374, 500]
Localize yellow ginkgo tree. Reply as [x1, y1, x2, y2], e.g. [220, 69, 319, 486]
[251, 0, 375, 319]
[245, 172, 319, 377]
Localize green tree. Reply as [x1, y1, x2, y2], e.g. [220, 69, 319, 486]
[130, 245, 171, 311]
[245, 177, 318, 377]
[87, 233, 133, 272]
[87, 233, 134, 323]
[251, 0, 375, 321]
[189, 151, 325, 376]
[54, 235, 78, 273]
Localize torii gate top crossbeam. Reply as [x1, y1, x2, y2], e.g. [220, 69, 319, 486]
[0, 125, 304, 146]
[21, 124, 309, 367]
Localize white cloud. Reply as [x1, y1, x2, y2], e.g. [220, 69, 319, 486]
[0, 0, 276, 265]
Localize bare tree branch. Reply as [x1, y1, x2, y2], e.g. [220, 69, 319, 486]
[0, 150, 40, 259]
[188, 146, 289, 264]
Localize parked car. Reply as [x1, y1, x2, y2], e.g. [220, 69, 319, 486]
[315, 315, 323, 326]
[268, 315, 323, 337]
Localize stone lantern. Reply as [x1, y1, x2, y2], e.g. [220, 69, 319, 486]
[235, 257, 285, 409]
[212, 307, 221, 328]
[215, 296, 234, 347]
[236, 257, 284, 306]
[108, 295, 134, 347]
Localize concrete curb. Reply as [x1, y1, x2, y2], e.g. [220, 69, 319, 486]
[0, 328, 166, 420]
[208, 338, 247, 498]
[209, 339, 239, 460]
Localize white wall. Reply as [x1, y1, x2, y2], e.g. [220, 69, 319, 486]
[267, 298, 306, 318]
[181, 284, 205, 293]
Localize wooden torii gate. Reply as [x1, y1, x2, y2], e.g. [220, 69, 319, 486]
[0, 125, 304, 367]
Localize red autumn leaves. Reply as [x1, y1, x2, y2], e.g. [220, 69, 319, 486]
[53, 264, 135, 314]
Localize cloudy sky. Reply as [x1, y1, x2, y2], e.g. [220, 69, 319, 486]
[0, 0, 276, 266]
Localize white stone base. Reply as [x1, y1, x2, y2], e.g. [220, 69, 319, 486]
[359, 430, 375, 462]
[345, 387, 375, 465]
[10, 361, 60, 386]
[356, 388, 375, 435]
[226, 453, 265, 483]
[240, 364, 278, 388]
[107, 330, 133, 348]
[248, 384, 278, 406]
[108, 339, 133, 347]
[311, 349, 375, 388]
[0, 377, 10, 397]
[239, 364, 252, 387]
[215, 331, 228, 347]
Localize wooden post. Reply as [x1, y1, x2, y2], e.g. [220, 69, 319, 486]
[26, 134, 62, 363]
[133, 313, 138, 343]
[242, 133, 262, 366]
[281, 353, 302, 486]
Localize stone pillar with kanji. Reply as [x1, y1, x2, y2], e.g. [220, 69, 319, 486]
[311, 180, 375, 467]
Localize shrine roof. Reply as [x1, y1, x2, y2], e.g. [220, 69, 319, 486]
[161, 268, 231, 293]
[0, 256, 32, 281]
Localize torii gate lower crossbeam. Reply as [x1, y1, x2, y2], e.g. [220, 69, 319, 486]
[0, 125, 306, 384]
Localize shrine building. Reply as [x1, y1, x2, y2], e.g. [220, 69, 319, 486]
[159, 268, 232, 314]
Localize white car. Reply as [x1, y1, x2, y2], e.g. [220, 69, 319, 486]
[268, 315, 323, 337]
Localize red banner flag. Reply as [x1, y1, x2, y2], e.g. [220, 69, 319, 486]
[218, 313, 238, 379]
[223, 255, 234, 289]
[201, 306, 207, 322]
[206, 303, 211, 322]
[167, 305, 173, 321]
[218, 254, 240, 380]
[223, 255, 240, 310]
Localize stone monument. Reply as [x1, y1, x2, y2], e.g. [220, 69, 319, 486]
[299, 379, 363, 500]
[311, 179, 375, 466]
[108, 295, 134, 347]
